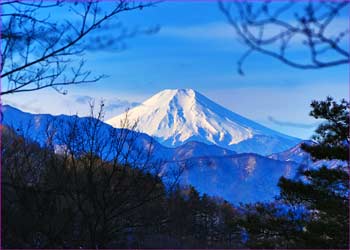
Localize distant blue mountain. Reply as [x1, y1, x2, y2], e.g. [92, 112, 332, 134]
[2, 105, 304, 204]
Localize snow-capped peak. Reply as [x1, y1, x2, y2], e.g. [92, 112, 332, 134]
[106, 88, 299, 154]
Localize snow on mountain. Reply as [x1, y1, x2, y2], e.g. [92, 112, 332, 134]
[268, 141, 347, 169]
[171, 141, 235, 160]
[106, 89, 300, 155]
[163, 153, 299, 204]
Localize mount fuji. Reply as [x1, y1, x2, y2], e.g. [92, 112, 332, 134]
[107, 89, 300, 155]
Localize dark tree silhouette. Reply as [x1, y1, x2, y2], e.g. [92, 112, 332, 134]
[1, 103, 178, 248]
[277, 97, 349, 248]
[301, 96, 349, 161]
[237, 202, 309, 248]
[0, 0, 158, 95]
[237, 97, 349, 248]
[2, 121, 245, 248]
[219, 1, 349, 75]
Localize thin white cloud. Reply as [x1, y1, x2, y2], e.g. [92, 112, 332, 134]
[104, 98, 140, 112]
[159, 17, 348, 48]
[2, 89, 147, 120]
[267, 116, 320, 129]
[74, 95, 93, 104]
[159, 22, 236, 40]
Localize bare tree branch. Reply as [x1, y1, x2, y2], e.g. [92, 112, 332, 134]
[219, 0, 349, 74]
[1, 0, 159, 95]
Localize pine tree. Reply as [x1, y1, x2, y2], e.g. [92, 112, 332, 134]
[301, 96, 349, 161]
[278, 97, 349, 248]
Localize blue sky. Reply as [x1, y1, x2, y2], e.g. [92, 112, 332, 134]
[2, 1, 349, 139]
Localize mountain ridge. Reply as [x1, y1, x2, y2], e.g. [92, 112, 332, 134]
[3, 104, 317, 203]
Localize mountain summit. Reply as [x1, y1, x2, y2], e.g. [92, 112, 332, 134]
[106, 89, 300, 155]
